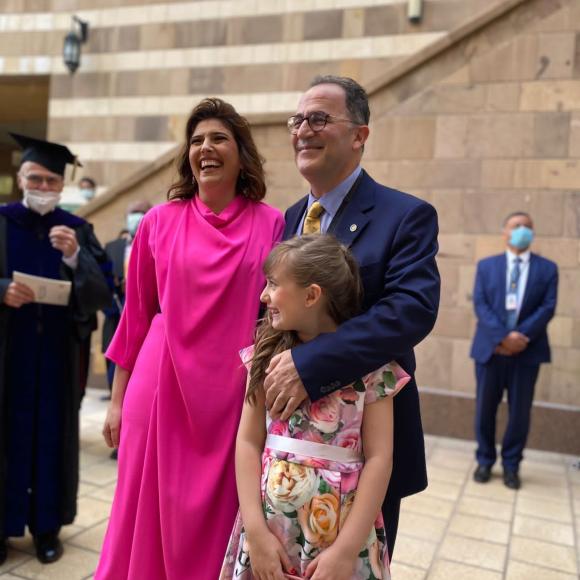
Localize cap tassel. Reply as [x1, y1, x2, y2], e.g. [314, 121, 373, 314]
[71, 156, 80, 181]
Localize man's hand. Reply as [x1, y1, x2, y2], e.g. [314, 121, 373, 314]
[3, 281, 35, 308]
[501, 331, 529, 354]
[494, 345, 513, 356]
[264, 350, 308, 421]
[49, 225, 79, 258]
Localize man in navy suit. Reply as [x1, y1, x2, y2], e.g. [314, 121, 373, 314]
[471, 212, 558, 489]
[263, 75, 440, 555]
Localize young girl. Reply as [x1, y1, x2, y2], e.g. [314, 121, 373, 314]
[221, 235, 410, 580]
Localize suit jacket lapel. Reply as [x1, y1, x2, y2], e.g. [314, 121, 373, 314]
[497, 254, 507, 310]
[520, 253, 537, 314]
[283, 197, 308, 239]
[328, 171, 375, 247]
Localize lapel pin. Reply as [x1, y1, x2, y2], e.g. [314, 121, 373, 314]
[349, 224, 357, 232]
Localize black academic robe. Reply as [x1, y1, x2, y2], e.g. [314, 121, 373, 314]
[0, 203, 111, 536]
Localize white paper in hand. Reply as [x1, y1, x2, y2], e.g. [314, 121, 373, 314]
[13, 271, 72, 306]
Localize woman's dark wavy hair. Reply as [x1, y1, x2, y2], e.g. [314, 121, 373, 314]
[167, 98, 266, 201]
[246, 235, 363, 405]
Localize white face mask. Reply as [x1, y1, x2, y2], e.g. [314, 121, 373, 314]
[23, 189, 62, 215]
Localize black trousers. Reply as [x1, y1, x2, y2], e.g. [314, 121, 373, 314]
[382, 493, 401, 558]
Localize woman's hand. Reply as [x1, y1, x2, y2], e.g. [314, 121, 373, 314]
[247, 530, 295, 580]
[305, 546, 357, 580]
[102, 403, 122, 448]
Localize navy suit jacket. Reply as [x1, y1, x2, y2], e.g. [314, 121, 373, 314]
[284, 170, 440, 499]
[470, 253, 558, 365]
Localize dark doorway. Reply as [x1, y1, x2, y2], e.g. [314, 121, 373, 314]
[0, 75, 50, 203]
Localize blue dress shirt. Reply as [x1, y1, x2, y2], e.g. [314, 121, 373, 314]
[295, 166, 362, 235]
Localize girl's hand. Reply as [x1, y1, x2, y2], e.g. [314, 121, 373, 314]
[102, 403, 122, 448]
[247, 531, 295, 580]
[305, 546, 357, 580]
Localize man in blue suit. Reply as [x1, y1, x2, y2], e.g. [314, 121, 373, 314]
[471, 212, 558, 489]
[263, 75, 440, 555]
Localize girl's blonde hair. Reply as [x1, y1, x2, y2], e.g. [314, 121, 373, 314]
[246, 234, 362, 404]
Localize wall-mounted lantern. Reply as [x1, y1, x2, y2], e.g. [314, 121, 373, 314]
[63, 16, 89, 74]
[408, 0, 423, 24]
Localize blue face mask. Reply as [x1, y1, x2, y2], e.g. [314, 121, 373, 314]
[126, 212, 145, 236]
[80, 188, 95, 201]
[509, 226, 534, 250]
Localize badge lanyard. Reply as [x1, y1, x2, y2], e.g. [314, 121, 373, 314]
[505, 260, 527, 312]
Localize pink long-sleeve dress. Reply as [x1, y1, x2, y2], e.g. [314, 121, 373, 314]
[94, 195, 284, 580]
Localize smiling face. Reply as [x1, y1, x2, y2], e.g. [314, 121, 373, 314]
[292, 83, 368, 197]
[260, 263, 313, 334]
[189, 118, 242, 202]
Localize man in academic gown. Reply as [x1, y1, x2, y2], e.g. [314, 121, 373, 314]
[0, 134, 111, 565]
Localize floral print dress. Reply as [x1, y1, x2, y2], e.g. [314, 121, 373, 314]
[220, 347, 410, 580]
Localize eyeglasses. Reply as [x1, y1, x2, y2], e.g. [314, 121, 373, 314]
[287, 111, 356, 134]
[21, 174, 63, 188]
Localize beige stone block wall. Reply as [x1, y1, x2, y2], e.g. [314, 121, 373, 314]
[366, 116, 436, 159]
[450, 339, 475, 392]
[75, 0, 580, 419]
[431, 189, 463, 233]
[3, 0, 499, 188]
[370, 0, 580, 409]
[432, 307, 475, 339]
[414, 337, 454, 390]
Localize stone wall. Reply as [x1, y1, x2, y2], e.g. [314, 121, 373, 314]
[0, 0, 500, 188]
[368, 0, 580, 408]
[3, 0, 578, 449]
[81, 0, 580, 451]
[365, 0, 580, 449]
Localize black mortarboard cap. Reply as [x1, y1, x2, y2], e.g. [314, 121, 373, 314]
[9, 132, 81, 177]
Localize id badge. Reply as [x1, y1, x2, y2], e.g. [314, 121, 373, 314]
[505, 293, 517, 311]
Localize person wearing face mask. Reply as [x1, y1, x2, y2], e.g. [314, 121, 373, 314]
[470, 211, 558, 490]
[78, 176, 97, 202]
[0, 133, 111, 566]
[75, 176, 100, 400]
[100, 201, 152, 414]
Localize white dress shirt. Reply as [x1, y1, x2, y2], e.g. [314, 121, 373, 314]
[506, 249, 530, 317]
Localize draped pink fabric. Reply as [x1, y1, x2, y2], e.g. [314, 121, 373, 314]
[95, 196, 284, 580]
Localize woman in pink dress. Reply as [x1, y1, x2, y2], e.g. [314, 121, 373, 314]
[94, 98, 284, 580]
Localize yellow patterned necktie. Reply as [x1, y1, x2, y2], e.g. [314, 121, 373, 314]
[302, 201, 324, 234]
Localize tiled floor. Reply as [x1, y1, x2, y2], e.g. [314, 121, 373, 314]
[1, 388, 579, 579]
